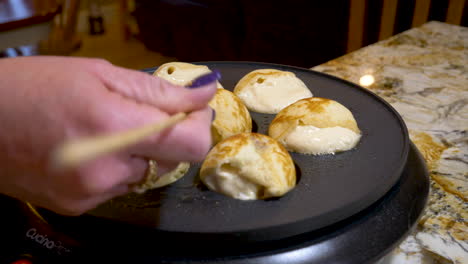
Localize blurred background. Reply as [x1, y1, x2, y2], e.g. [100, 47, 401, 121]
[1, 0, 466, 70]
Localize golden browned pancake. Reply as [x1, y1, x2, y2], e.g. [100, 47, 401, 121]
[268, 97, 361, 155]
[233, 69, 312, 114]
[133, 161, 190, 193]
[154, 62, 224, 89]
[200, 133, 296, 200]
[209, 88, 252, 144]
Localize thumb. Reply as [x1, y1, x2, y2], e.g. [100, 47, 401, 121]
[96, 64, 217, 114]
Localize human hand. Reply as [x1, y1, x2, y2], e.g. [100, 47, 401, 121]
[0, 56, 216, 215]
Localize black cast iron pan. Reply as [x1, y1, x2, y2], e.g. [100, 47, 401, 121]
[37, 61, 409, 245]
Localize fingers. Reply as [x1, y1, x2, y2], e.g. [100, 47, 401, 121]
[53, 184, 130, 216]
[154, 160, 180, 176]
[91, 61, 216, 163]
[57, 156, 184, 216]
[73, 154, 148, 196]
[51, 155, 149, 216]
[96, 64, 217, 114]
[130, 106, 214, 163]
[127, 155, 150, 184]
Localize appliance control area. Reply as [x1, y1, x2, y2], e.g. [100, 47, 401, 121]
[1, 226, 75, 264]
[0, 196, 78, 264]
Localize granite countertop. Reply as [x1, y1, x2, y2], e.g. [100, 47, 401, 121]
[312, 21, 467, 264]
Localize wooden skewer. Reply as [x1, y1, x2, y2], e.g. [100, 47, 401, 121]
[51, 112, 187, 170]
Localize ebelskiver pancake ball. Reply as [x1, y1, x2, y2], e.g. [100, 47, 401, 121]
[154, 61, 224, 89]
[269, 97, 361, 155]
[234, 69, 313, 114]
[200, 133, 296, 200]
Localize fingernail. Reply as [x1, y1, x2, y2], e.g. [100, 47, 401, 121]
[211, 108, 216, 122]
[187, 70, 221, 88]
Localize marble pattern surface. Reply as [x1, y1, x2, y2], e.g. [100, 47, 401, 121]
[312, 21, 467, 264]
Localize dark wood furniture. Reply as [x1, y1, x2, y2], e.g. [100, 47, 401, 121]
[0, 0, 80, 56]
